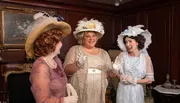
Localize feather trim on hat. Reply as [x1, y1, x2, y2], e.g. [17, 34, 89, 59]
[117, 25, 152, 52]
[73, 18, 104, 39]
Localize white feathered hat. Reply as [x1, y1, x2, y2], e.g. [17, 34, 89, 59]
[117, 25, 152, 52]
[73, 18, 104, 39]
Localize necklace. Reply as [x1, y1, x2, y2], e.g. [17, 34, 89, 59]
[43, 57, 57, 69]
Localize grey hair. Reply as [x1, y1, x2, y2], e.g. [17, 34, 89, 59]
[75, 31, 100, 45]
[76, 32, 84, 45]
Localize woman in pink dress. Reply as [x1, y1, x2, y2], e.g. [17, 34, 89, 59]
[25, 12, 78, 103]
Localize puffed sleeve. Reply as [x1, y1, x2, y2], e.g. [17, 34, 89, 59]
[113, 52, 124, 74]
[30, 64, 63, 103]
[103, 50, 113, 71]
[145, 56, 154, 81]
[63, 46, 76, 68]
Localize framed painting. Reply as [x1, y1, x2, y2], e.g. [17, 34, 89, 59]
[1, 9, 34, 48]
[0, 7, 56, 49]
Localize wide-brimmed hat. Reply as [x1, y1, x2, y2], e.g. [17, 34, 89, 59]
[73, 18, 104, 39]
[117, 25, 152, 52]
[25, 12, 71, 58]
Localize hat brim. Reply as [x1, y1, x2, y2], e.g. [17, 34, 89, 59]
[117, 34, 126, 51]
[117, 30, 152, 52]
[25, 21, 71, 58]
[73, 29, 103, 39]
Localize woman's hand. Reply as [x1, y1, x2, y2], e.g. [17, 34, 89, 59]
[64, 83, 78, 103]
[119, 75, 137, 85]
[76, 52, 87, 67]
[64, 63, 79, 76]
[125, 75, 137, 85]
[63, 96, 78, 103]
[107, 70, 119, 78]
[66, 83, 77, 96]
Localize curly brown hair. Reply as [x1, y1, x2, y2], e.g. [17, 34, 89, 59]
[123, 34, 146, 50]
[34, 28, 63, 57]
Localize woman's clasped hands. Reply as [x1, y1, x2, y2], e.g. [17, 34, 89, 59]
[120, 75, 137, 85]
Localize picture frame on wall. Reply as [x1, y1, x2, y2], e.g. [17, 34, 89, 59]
[1, 9, 34, 48]
[0, 7, 56, 49]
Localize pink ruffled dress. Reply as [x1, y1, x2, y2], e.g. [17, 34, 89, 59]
[30, 56, 67, 103]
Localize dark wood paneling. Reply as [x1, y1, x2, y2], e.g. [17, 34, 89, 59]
[171, 3, 180, 84]
[113, 17, 122, 49]
[138, 11, 147, 26]
[145, 6, 172, 85]
[94, 15, 114, 50]
[0, 50, 26, 63]
[121, 13, 139, 30]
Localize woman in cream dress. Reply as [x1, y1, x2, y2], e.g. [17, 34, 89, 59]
[63, 18, 112, 103]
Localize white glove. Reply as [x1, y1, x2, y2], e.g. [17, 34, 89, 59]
[112, 56, 124, 73]
[64, 96, 78, 103]
[66, 83, 77, 96]
[120, 75, 129, 84]
[76, 51, 87, 67]
[124, 75, 137, 85]
[64, 83, 78, 103]
[112, 63, 121, 72]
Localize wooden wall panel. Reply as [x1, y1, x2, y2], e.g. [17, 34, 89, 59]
[113, 17, 122, 49]
[138, 11, 147, 26]
[0, 50, 26, 63]
[121, 13, 139, 30]
[171, 3, 180, 83]
[144, 6, 172, 85]
[93, 15, 114, 50]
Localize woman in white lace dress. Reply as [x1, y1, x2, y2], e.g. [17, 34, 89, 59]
[63, 18, 112, 103]
[113, 25, 154, 103]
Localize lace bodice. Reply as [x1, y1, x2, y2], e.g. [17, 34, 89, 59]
[123, 52, 146, 79]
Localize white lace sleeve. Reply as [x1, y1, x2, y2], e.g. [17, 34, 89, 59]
[113, 52, 124, 74]
[145, 56, 154, 81]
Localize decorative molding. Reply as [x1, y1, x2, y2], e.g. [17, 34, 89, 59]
[21, 8, 34, 13]
[2, 63, 32, 82]
[5, 6, 34, 13]
[5, 6, 55, 14]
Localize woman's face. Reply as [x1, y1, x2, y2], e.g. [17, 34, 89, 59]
[82, 31, 98, 48]
[125, 37, 138, 53]
[54, 41, 62, 55]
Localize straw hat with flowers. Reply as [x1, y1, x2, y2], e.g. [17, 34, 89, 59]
[25, 12, 71, 59]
